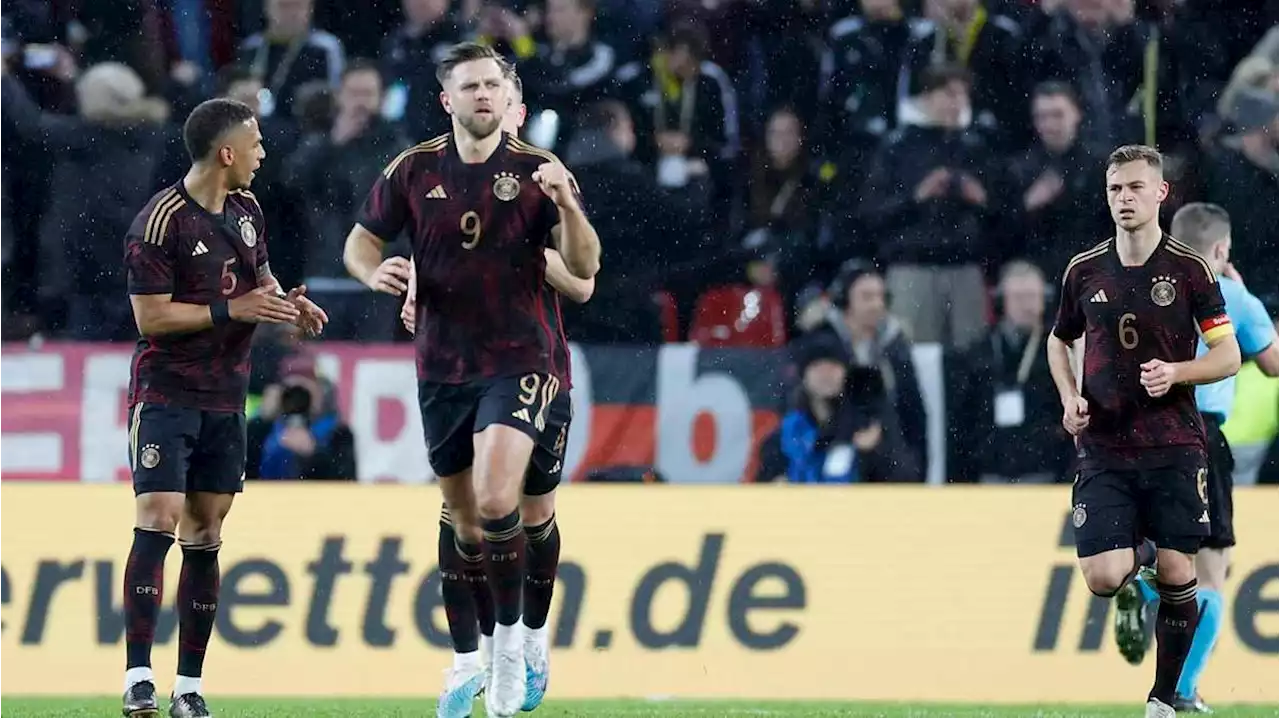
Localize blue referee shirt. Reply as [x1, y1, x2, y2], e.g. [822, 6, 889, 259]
[1196, 276, 1276, 421]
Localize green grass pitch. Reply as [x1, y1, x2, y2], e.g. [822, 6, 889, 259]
[2, 699, 1277, 717]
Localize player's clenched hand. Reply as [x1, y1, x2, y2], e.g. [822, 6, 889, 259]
[401, 294, 415, 335]
[1061, 395, 1090, 435]
[229, 287, 300, 324]
[1140, 359, 1179, 398]
[366, 256, 411, 296]
[533, 161, 579, 209]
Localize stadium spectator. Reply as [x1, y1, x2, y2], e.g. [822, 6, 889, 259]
[285, 60, 407, 341]
[946, 260, 1071, 483]
[744, 106, 830, 295]
[1024, 0, 1149, 150]
[520, 0, 618, 152]
[802, 261, 926, 482]
[860, 64, 993, 348]
[776, 337, 871, 484]
[379, 0, 465, 140]
[247, 356, 357, 481]
[237, 0, 344, 119]
[1004, 81, 1109, 283]
[613, 22, 740, 197]
[561, 100, 672, 343]
[1202, 72, 1279, 303]
[898, 0, 1027, 148]
[820, 0, 922, 153]
[23, 62, 170, 340]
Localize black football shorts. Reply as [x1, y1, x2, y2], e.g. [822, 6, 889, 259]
[129, 403, 247, 495]
[524, 391, 572, 496]
[1202, 414, 1236, 549]
[1071, 461, 1210, 558]
[418, 373, 561, 478]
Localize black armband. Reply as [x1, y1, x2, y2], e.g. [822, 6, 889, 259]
[210, 301, 232, 326]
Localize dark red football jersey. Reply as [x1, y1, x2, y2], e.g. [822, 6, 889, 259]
[358, 132, 575, 384]
[125, 184, 270, 412]
[1052, 234, 1234, 469]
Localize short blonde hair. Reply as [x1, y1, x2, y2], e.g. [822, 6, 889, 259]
[1107, 144, 1164, 174]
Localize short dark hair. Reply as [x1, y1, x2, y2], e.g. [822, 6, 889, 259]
[1032, 80, 1080, 108]
[342, 57, 382, 82]
[1170, 202, 1231, 254]
[183, 98, 256, 162]
[1107, 144, 1164, 174]
[919, 64, 970, 95]
[435, 41, 510, 86]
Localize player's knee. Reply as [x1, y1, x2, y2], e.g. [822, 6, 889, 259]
[180, 508, 226, 545]
[1080, 562, 1128, 597]
[474, 482, 520, 519]
[521, 493, 555, 527]
[135, 493, 183, 534]
[1156, 551, 1197, 586]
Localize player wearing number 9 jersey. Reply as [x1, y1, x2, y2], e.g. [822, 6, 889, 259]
[1045, 145, 1240, 718]
[343, 42, 600, 718]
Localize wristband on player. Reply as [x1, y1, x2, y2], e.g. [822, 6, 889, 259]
[210, 300, 232, 326]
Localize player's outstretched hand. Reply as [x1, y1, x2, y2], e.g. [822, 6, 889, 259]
[286, 284, 329, 337]
[229, 286, 301, 324]
[401, 294, 416, 335]
[1061, 395, 1090, 435]
[366, 256, 411, 296]
[1140, 359, 1178, 398]
[533, 161, 578, 209]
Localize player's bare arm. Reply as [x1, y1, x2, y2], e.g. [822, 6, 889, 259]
[344, 223, 411, 295]
[1046, 333, 1090, 435]
[536, 162, 601, 279]
[1255, 341, 1279, 377]
[130, 289, 299, 335]
[543, 248, 594, 303]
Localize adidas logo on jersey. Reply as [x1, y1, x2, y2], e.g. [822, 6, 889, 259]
[191, 241, 209, 256]
[427, 185, 448, 199]
[1089, 289, 1108, 303]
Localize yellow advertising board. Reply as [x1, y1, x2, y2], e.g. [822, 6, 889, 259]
[2, 484, 1276, 702]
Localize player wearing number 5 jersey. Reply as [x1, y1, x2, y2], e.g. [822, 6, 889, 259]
[342, 42, 600, 718]
[1046, 145, 1241, 718]
[120, 98, 327, 718]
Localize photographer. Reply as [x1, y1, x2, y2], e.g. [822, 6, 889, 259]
[247, 358, 357, 481]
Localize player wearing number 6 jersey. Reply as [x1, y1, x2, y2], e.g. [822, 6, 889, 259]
[1045, 145, 1240, 718]
[342, 42, 600, 718]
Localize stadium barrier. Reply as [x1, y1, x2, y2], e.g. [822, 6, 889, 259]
[3, 484, 1276, 702]
[0, 341, 948, 484]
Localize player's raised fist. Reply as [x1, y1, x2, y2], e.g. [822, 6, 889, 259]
[229, 286, 301, 324]
[1139, 359, 1178, 398]
[533, 161, 579, 209]
[1061, 395, 1090, 435]
[365, 256, 412, 296]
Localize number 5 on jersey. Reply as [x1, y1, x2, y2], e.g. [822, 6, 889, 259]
[460, 210, 482, 250]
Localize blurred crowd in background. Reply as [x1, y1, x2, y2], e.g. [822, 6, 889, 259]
[1, 0, 1277, 484]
